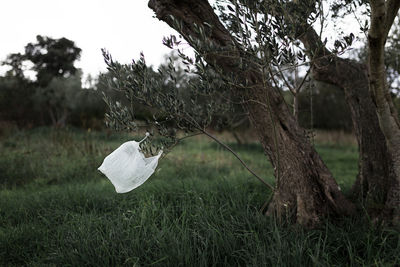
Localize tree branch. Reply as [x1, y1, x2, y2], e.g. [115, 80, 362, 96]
[385, 0, 400, 38]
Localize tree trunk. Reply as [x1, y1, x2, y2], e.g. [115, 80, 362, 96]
[316, 59, 395, 206]
[240, 0, 399, 222]
[311, 55, 395, 209]
[288, 21, 395, 219]
[367, 0, 400, 223]
[237, 0, 397, 218]
[238, 69, 354, 226]
[296, 0, 400, 222]
[148, 0, 354, 226]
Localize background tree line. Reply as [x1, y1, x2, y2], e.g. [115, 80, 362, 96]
[3, 35, 398, 133]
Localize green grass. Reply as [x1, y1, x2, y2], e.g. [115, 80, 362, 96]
[0, 128, 399, 266]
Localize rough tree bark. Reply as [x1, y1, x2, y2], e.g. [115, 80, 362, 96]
[148, 0, 354, 226]
[367, 0, 400, 223]
[262, 0, 398, 220]
[297, 26, 396, 213]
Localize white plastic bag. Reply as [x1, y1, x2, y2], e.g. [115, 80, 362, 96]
[98, 134, 162, 193]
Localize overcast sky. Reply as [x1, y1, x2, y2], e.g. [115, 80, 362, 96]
[0, 0, 364, 80]
[0, 0, 180, 78]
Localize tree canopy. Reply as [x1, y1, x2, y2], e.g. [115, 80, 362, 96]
[3, 35, 81, 86]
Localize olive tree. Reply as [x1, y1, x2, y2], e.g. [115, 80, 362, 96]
[104, 0, 400, 225]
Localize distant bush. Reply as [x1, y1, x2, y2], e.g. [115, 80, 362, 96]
[0, 75, 37, 126]
[0, 71, 109, 129]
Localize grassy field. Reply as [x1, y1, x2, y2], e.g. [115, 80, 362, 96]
[0, 127, 399, 266]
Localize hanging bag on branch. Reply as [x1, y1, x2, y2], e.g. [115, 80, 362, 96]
[98, 133, 162, 193]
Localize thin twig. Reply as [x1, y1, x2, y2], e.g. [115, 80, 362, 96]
[295, 67, 311, 94]
[199, 128, 275, 191]
[277, 64, 295, 94]
[161, 132, 203, 158]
